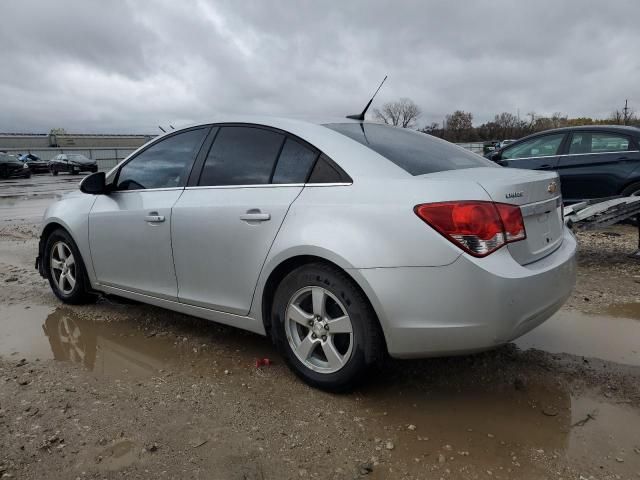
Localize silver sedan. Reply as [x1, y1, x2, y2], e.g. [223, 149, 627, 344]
[36, 117, 576, 390]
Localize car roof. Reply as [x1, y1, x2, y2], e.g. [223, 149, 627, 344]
[527, 124, 640, 136]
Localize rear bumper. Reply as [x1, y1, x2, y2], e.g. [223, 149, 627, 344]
[356, 227, 577, 359]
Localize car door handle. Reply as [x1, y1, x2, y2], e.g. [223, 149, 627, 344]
[144, 214, 165, 223]
[240, 211, 271, 222]
[539, 164, 552, 169]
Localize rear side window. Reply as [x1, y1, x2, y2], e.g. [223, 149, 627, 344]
[324, 123, 493, 175]
[569, 132, 631, 154]
[272, 138, 318, 184]
[199, 126, 284, 186]
[116, 128, 207, 191]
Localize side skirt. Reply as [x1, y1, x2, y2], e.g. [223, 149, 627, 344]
[97, 284, 267, 336]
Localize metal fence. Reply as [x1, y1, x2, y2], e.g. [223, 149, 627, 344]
[455, 142, 486, 154]
[1, 147, 135, 171]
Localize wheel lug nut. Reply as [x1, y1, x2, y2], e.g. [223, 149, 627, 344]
[311, 333, 317, 339]
[308, 320, 314, 326]
[321, 335, 327, 341]
[323, 324, 329, 330]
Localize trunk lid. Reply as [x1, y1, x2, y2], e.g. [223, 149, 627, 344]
[423, 167, 564, 265]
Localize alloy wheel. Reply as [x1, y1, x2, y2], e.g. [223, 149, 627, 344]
[285, 286, 354, 374]
[50, 241, 76, 295]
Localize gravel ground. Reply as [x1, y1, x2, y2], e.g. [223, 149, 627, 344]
[1, 220, 639, 479]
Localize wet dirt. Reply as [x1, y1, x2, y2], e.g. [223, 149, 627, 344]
[1, 179, 640, 478]
[2, 296, 640, 478]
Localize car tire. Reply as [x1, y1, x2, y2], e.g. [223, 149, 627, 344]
[44, 228, 98, 305]
[271, 263, 384, 391]
[621, 182, 640, 197]
[51, 167, 58, 176]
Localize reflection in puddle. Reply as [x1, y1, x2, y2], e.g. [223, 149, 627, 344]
[0, 304, 275, 378]
[516, 308, 640, 366]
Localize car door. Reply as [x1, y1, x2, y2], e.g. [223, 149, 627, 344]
[171, 125, 318, 315]
[88, 127, 209, 300]
[497, 133, 567, 171]
[556, 130, 639, 202]
[60, 154, 71, 172]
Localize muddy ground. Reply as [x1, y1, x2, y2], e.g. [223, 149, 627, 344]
[1, 176, 639, 479]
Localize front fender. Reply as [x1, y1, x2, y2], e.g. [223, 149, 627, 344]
[39, 194, 98, 285]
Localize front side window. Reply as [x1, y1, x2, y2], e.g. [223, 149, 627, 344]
[116, 128, 207, 191]
[501, 134, 565, 160]
[199, 126, 284, 186]
[324, 123, 493, 176]
[570, 132, 631, 154]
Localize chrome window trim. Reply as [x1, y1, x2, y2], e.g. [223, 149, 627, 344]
[304, 182, 352, 187]
[183, 182, 352, 191]
[110, 187, 185, 194]
[505, 150, 639, 161]
[185, 183, 305, 190]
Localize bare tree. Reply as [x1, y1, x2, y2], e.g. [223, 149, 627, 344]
[373, 98, 421, 128]
[444, 110, 473, 142]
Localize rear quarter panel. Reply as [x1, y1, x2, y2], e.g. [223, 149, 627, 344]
[250, 175, 493, 320]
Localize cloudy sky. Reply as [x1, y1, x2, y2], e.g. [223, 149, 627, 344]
[1, 0, 639, 133]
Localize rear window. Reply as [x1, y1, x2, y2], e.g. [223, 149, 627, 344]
[324, 123, 494, 175]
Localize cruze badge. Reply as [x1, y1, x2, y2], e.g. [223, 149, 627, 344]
[547, 181, 557, 194]
[505, 191, 524, 199]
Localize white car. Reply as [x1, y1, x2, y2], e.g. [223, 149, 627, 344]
[36, 117, 576, 390]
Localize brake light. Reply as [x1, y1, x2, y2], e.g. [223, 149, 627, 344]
[414, 201, 526, 257]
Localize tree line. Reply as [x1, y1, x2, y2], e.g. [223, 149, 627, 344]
[373, 98, 640, 143]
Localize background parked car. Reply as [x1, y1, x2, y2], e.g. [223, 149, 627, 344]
[485, 125, 640, 203]
[0, 152, 31, 179]
[48, 153, 98, 175]
[18, 153, 50, 173]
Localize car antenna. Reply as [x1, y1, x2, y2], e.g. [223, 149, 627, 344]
[158, 126, 166, 133]
[346, 75, 387, 121]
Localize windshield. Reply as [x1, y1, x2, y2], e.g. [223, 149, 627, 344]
[324, 123, 494, 175]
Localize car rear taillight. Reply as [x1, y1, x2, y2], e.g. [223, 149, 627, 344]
[414, 201, 526, 257]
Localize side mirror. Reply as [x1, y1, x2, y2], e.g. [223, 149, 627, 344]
[80, 172, 107, 195]
[486, 151, 501, 161]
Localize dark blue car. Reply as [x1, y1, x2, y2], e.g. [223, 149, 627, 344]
[486, 125, 640, 203]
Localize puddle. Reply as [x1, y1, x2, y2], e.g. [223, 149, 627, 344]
[96, 440, 138, 471]
[0, 304, 275, 378]
[0, 175, 82, 223]
[606, 301, 640, 320]
[359, 382, 640, 478]
[516, 308, 640, 366]
[0, 195, 61, 223]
